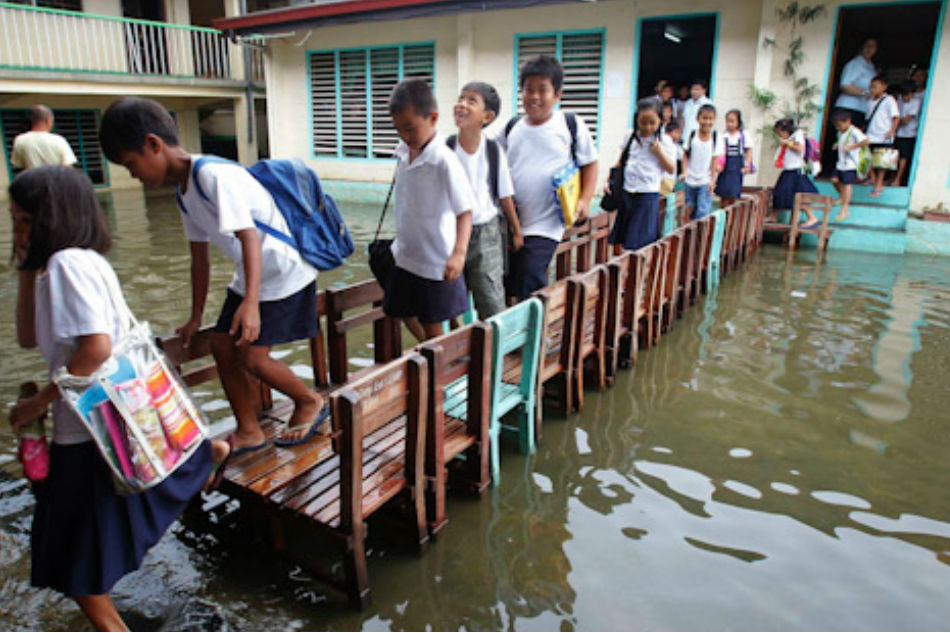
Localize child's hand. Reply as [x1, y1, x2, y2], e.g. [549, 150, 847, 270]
[444, 252, 465, 282]
[175, 317, 202, 349]
[603, 178, 612, 196]
[230, 299, 260, 346]
[510, 227, 524, 252]
[9, 395, 46, 435]
[650, 138, 664, 156]
[742, 163, 751, 174]
[843, 144, 855, 152]
[707, 181, 715, 193]
[832, 143, 838, 151]
[574, 199, 589, 224]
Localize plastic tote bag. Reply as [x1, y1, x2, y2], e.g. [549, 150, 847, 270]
[871, 146, 899, 171]
[53, 296, 209, 494]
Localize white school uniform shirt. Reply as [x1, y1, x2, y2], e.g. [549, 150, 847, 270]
[35, 248, 131, 445]
[897, 97, 921, 138]
[865, 95, 900, 143]
[684, 130, 724, 186]
[621, 130, 677, 194]
[723, 130, 754, 156]
[176, 155, 316, 302]
[499, 110, 598, 242]
[392, 135, 476, 281]
[777, 130, 807, 170]
[680, 95, 712, 146]
[452, 136, 515, 226]
[836, 125, 867, 171]
[835, 55, 876, 112]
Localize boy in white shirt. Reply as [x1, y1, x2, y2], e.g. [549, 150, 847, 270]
[384, 79, 476, 340]
[450, 81, 522, 318]
[100, 97, 326, 452]
[865, 75, 900, 196]
[680, 79, 713, 148]
[831, 109, 869, 222]
[681, 104, 723, 220]
[499, 54, 599, 300]
[892, 80, 920, 187]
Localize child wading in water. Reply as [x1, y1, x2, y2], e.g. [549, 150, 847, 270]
[606, 98, 676, 251]
[100, 98, 326, 450]
[383, 79, 476, 340]
[714, 109, 754, 207]
[831, 109, 869, 222]
[772, 117, 819, 227]
[8, 166, 226, 631]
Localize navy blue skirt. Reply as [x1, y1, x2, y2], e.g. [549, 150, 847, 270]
[608, 190, 659, 251]
[715, 154, 744, 198]
[32, 440, 211, 597]
[383, 266, 470, 324]
[772, 169, 818, 210]
[215, 280, 318, 347]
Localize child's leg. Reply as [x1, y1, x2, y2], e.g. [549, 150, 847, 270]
[403, 317, 427, 343]
[520, 236, 558, 298]
[465, 220, 506, 318]
[75, 594, 128, 632]
[211, 332, 267, 449]
[831, 177, 843, 204]
[836, 184, 852, 221]
[891, 158, 907, 186]
[241, 345, 324, 440]
[420, 321, 445, 340]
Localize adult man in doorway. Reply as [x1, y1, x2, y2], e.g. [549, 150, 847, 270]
[10, 105, 77, 171]
[834, 37, 878, 130]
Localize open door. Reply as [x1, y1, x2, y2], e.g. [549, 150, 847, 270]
[636, 15, 717, 101]
[123, 0, 169, 75]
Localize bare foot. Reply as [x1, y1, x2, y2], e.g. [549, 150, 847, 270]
[230, 428, 267, 451]
[205, 438, 233, 490]
[835, 213, 849, 222]
[274, 391, 324, 444]
[831, 198, 842, 206]
[869, 189, 882, 197]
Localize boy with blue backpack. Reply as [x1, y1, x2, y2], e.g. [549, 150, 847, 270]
[100, 97, 335, 452]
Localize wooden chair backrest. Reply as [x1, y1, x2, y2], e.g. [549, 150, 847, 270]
[627, 244, 654, 323]
[535, 279, 577, 381]
[487, 298, 544, 412]
[606, 251, 631, 342]
[326, 279, 402, 385]
[789, 193, 833, 247]
[554, 221, 592, 280]
[568, 265, 608, 361]
[679, 222, 697, 291]
[588, 212, 612, 265]
[661, 231, 683, 303]
[331, 353, 428, 533]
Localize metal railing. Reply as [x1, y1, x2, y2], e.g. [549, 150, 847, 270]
[0, 2, 259, 82]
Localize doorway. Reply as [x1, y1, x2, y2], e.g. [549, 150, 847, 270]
[818, 2, 941, 183]
[635, 14, 718, 102]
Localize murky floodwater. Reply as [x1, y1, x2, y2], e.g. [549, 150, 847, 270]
[0, 189, 947, 631]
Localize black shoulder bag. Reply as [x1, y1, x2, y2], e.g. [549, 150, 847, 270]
[367, 174, 397, 288]
[601, 132, 638, 211]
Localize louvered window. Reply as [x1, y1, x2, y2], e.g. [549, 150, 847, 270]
[309, 43, 435, 158]
[514, 31, 604, 144]
[1, 108, 107, 185]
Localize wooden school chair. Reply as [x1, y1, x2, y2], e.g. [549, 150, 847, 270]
[534, 278, 579, 419]
[418, 322, 492, 535]
[588, 212, 613, 265]
[705, 209, 727, 293]
[788, 193, 834, 255]
[659, 231, 683, 333]
[605, 252, 634, 381]
[485, 298, 544, 484]
[554, 220, 593, 281]
[567, 265, 609, 411]
[677, 222, 698, 315]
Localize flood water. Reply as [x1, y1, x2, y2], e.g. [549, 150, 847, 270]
[0, 188, 948, 631]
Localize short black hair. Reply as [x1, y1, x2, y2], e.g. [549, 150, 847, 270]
[99, 97, 180, 164]
[691, 78, 707, 90]
[665, 120, 681, 133]
[725, 108, 744, 130]
[831, 108, 852, 124]
[461, 81, 502, 119]
[900, 79, 917, 95]
[774, 117, 797, 134]
[389, 79, 438, 117]
[519, 55, 564, 92]
[870, 74, 888, 85]
[10, 166, 111, 270]
[697, 104, 717, 117]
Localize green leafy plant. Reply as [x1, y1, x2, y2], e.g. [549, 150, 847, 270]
[749, 2, 827, 145]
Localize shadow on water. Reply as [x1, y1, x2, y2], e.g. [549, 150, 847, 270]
[0, 191, 948, 630]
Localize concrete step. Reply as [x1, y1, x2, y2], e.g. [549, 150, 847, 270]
[797, 225, 906, 254]
[827, 204, 908, 230]
[814, 181, 910, 207]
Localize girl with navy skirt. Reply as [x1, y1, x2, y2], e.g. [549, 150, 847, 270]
[8, 167, 225, 631]
[772, 118, 820, 227]
[714, 109, 754, 207]
[607, 98, 677, 251]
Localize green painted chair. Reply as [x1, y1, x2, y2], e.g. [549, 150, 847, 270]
[442, 293, 479, 334]
[485, 298, 544, 485]
[706, 209, 727, 293]
[662, 192, 679, 236]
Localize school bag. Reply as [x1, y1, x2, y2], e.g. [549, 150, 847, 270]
[504, 111, 582, 227]
[841, 128, 871, 180]
[180, 156, 354, 271]
[803, 136, 822, 177]
[445, 134, 501, 202]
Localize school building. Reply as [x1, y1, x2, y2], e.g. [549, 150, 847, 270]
[0, 0, 266, 195]
[211, 0, 948, 227]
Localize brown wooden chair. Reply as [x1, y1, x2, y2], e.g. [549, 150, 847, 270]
[658, 231, 682, 333]
[677, 222, 697, 314]
[534, 279, 579, 418]
[554, 220, 593, 280]
[640, 240, 666, 350]
[588, 212, 613, 265]
[605, 251, 633, 381]
[418, 323, 492, 535]
[567, 265, 608, 410]
[326, 279, 403, 386]
[690, 217, 711, 304]
[788, 193, 834, 254]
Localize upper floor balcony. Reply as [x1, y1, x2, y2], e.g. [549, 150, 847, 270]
[0, 1, 264, 88]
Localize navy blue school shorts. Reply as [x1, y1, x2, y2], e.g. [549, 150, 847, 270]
[895, 137, 916, 160]
[833, 169, 857, 185]
[214, 280, 318, 346]
[383, 266, 470, 324]
[505, 235, 559, 301]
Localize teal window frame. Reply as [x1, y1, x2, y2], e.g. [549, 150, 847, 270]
[0, 107, 110, 187]
[512, 28, 606, 147]
[306, 41, 436, 161]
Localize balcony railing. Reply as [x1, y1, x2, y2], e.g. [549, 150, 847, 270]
[0, 2, 263, 83]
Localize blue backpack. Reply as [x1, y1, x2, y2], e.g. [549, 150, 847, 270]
[179, 156, 354, 271]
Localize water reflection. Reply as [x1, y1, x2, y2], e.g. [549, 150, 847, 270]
[0, 191, 948, 630]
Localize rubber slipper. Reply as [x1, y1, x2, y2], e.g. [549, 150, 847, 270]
[273, 404, 331, 448]
[800, 221, 819, 230]
[231, 439, 269, 457]
[206, 438, 234, 491]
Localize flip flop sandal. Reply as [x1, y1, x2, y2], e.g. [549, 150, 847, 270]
[273, 404, 331, 448]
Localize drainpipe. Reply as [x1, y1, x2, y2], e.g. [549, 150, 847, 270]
[240, 0, 254, 147]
